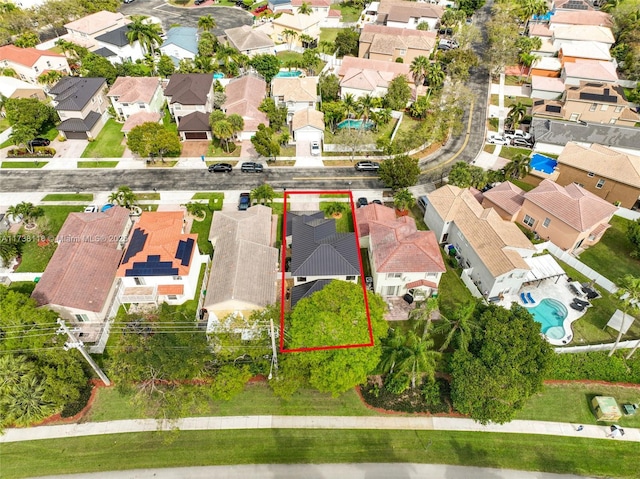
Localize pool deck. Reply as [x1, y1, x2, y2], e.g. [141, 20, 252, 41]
[494, 276, 586, 346]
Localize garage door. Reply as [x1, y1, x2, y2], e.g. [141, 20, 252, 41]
[295, 130, 321, 142]
[64, 131, 88, 140]
[184, 132, 208, 140]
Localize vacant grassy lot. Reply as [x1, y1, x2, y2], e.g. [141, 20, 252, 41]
[3, 429, 637, 479]
[41, 193, 93, 202]
[77, 161, 119, 168]
[80, 120, 125, 158]
[579, 215, 640, 284]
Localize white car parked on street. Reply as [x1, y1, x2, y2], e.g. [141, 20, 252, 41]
[487, 134, 510, 145]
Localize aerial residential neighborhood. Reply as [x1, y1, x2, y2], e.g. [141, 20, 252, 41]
[1, 0, 640, 477]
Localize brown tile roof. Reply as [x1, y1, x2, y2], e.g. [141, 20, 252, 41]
[356, 204, 445, 274]
[273, 12, 321, 30]
[557, 142, 640, 189]
[565, 81, 629, 106]
[165, 73, 213, 106]
[117, 211, 198, 277]
[177, 111, 211, 132]
[222, 75, 268, 132]
[204, 205, 278, 310]
[338, 56, 412, 92]
[553, 25, 615, 44]
[31, 207, 131, 312]
[551, 10, 613, 28]
[378, 0, 443, 19]
[524, 179, 618, 231]
[529, 23, 552, 38]
[64, 11, 127, 35]
[121, 111, 162, 133]
[271, 76, 318, 103]
[225, 25, 274, 52]
[360, 24, 436, 55]
[482, 182, 526, 216]
[427, 186, 534, 276]
[291, 108, 324, 131]
[107, 76, 162, 103]
[0, 45, 64, 67]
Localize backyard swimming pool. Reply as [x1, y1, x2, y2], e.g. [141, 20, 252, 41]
[530, 153, 557, 174]
[337, 119, 374, 130]
[275, 70, 303, 78]
[528, 298, 568, 340]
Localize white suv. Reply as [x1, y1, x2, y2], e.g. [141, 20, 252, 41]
[310, 141, 321, 156]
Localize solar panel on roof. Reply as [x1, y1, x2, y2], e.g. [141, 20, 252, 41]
[579, 92, 617, 103]
[175, 238, 195, 266]
[547, 105, 562, 113]
[534, 100, 544, 106]
[122, 228, 148, 264]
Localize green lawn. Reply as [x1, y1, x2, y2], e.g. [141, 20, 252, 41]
[0, 116, 10, 132]
[135, 192, 161, 201]
[206, 139, 241, 157]
[80, 119, 125, 158]
[3, 429, 637, 479]
[489, 94, 533, 108]
[189, 210, 214, 256]
[15, 206, 84, 273]
[163, 107, 178, 134]
[510, 179, 535, 192]
[438, 263, 475, 319]
[319, 202, 354, 232]
[499, 146, 531, 161]
[41, 193, 93, 202]
[333, 1, 361, 22]
[1, 161, 48, 168]
[319, 27, 341, 46]
[77, 161, 119, 168]
[578, 215, 640, 284]
[516, 383, 640, 428]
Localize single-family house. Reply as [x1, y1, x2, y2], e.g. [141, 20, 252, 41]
[555, 142, 640, 209]
[272, 12, 321, 48]
[0, 45, 69, 85]
[481, 180, 617, 252]
[530, 57, 562, 78]
[223, 25, 275, 57]
[0, 76, 46, 100]
[221, 74, 268, 140]
[94, 25, 146, 64]
[562, 60, 618, 86]
[271, 76, 318, 118]
[291, 107, 324, 143]
[558, 41, 612, 64]
[358, 24, 436, 63]
[338, 56, 412, 99]
[31, 206, 132, 332]
[291, 0, 331, 16]
[49, 77, 109, 140]
[551, 26, 615, 50]
[164, 73, 214, 121]
[356, 203, 445, 299]
[117, 211, 208, 306]
[120, 111, 162, 137]
[177, 111, 212, 140]
[377, 0, 444, 31]
[553, 0, 594, 10]
[160, 27, 199, 65]
[287, 211, 360, 305]
[549, 10, 613, 29]
[423, 185, 535, 299]
[64, 11, 129, 49]
[203, 205, 279, 323]
[532, 82, 640, 127]
[107, 76, 165, 121]
[531, 76, 565, 100]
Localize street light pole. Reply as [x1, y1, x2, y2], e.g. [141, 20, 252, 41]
[56, 319, 111, 386]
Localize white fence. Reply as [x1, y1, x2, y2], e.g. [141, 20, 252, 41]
[556, 339, 640, 354]
[460, 269, 484, 298]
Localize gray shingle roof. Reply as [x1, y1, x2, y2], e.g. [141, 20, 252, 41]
[57, 111, 102, 132]
[165, 73, 213, 106]
[50, 77, 106, 111]
[95, 25, 131, 47]
[94, 47, 116, 58]
[291, 279, 332, 307]
[532, 118, 640, 151]
[290, 211, 360, 277]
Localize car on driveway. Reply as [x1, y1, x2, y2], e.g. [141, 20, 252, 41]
[357, 197, 369, 208]
[28, 138, 50, 147]
[238, 193, 251, 211]
[194, 0, 205, 4]
[241, 162, 264, 172]
[487, 134, 509, 145]
[504, 129, 532, 141]
[355, 161, 380, 171]
[208, 163, 232, 173]
[511, 137, 534, 148]
[310, 141, 321, 156]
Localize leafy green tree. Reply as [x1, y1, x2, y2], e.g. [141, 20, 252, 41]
[321, 101, 346, 132]
[4, 97, 57, 134]
[210, 365, 252, 401]
[383, 75, 412, 110]
[409, 94, 431, 119]
[450, 304, 553, 424]
[198, 32, 216, 58]
[333, 128, 375, 161]
[37, 70, 63, 87]
[251, 183, 276, 205]
[485, 3, 520, 76]
[378, 154, 421, 191]
[284, 281, 389, 396]
[626, 219, 640, 258]
[447, 161, 473, 188]
[251, 123, 280, 161]
[334, 28, 359, 57]
[319, 73, 340, 102]
[441, 48, 478, 83]
[0, 232, 21, 267]
[341, 92, 358, 119]
[14, 32, 39, 48]
[108, 186, 138, 209]
[416, 21, 430, 31]
[80, 53, 117, 84]
[610, 275, 640, 356]
[504, 154, 531, 180]
[127, 122, 181, 161]
[249, 54, 281, 82]
[258, 97, 288, 131]
[302, 48, 321, 74]
[458, 0, 485, 16]
[157, 54, 176, 77]
[393, 188, 415, 212]
[10, 125, 38, 154]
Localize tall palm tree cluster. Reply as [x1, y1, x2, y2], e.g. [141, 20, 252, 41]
[323, 92, 392, 133]
[408, 56, 446, 119]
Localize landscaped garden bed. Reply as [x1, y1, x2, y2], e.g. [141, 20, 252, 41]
[7, 147, 55, 158]
[360, 376, 452, 414]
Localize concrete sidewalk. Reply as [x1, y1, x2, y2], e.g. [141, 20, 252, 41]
[1, 415, 638, 443]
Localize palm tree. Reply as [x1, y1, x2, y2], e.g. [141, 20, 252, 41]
[519, 52, 539, 82]
[212, 119, 235, 153]
[319, 40, 335, 54]
[433, 301, 479, 352]
[126, 16, 163, 56]
[393, 188, 415, 212]
[409, 55, 430, 88]
[357, 94, 376, 127]
[408, 297, 439, 337]
[181, 202, 208, 219]
[299, 33, 315, 49]
[297, 1, 313, 15]
[108, 186, 138, 210]
[341, 93, 358, 119]
[251, 183, 276, 205]
[10, 125, 38, 154]
[379, 328, 408, 376]
[504, 153, 531, 180]
[610, 275, 640, 356]
[37, 70, 63, 88]
[216, 45, 240, 74]
[0, 232, 21, 267]
[197, 14, 216, 32]
[396, 330, 440, 389]
[282, 29, 298, 50]
[507, 101, 528, 129]
[6, 375, 55, 427]
[6, 202, 43, 228]
[600, 0, 621, 12]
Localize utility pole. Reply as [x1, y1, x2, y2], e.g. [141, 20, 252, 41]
[268, 317, 279, 380]
[56, 319, 111, 386]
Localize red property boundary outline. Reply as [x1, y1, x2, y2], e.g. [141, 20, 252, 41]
[279, 190, 375, 353]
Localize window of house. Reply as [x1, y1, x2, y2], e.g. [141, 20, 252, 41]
[523, 214, 535, 227]
[46, 61, 51, 67]
[297, 277, 307, 282]
[574, 182, 584, 187]
[542, 217, 551, 228]
[167, 295, 178, 300]
[346, 276, 356, 280]
[399, 49, 406, 56]
[589, 103, 597, 111]
[609, 118, 617, 124]
[596, 179, 605, 189]
[569, 113, 579, 121]
[386, 273, 402, 279]
[615, 106, 623, 113]
[134, 277, 145, 285]
[384, 285, 397, 296]
[587, 171, 594, 177]
[34, 66, 39, 73]
[600, 104, 608, 111]
[75, 314, 89, 322]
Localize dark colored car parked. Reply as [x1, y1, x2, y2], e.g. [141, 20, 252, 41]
[357, 197, 369, 208]
[238, 193, 251, 211]
[208, 163, 232, 173]
[240, 162, 264, 173]
[28, 138, 50, 147]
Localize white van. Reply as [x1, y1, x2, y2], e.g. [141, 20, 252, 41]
[418, 196, 428, 212]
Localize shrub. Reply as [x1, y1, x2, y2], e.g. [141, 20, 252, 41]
[7, 147, 55, 158]
[546, 351, 640, 383]
[361, 377, 450, 414]
[60, 382, 93, 418]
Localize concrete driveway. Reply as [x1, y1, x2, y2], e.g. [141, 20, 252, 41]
[120, 0, 254, 34]
[51, 139, 88, 159]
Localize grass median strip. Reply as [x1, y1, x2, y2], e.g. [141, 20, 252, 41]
[2, 429, 637, 479]
[77, 161, 119, 168]
[1, 161, 48, 168]
[41, 193, 93, 202]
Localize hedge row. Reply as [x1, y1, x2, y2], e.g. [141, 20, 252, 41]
[546, 351, 640, 384]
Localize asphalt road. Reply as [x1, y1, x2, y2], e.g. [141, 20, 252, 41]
[120, 0, 254, 34]
[0, 168, 384, 193]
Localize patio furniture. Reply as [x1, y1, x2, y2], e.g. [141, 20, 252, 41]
[570, 302, 585, 312]
[573, 298, 590, 308]
[520, 292, 528, 304]
[527, 292, 536, 304]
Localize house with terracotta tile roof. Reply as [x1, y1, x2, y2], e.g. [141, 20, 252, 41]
[224, 25, 275, 58]
[338, 56, 413, 99]
[107, 76, 165, 121]
[291, 108, 324, 143]
[116, 211, 208, 306]
[531, 76, 565, 100]
[203, 205, 279, 322]
[271, 76, 319, 117]
[64, 11, 129, 50]
[164, 73, 214, 122]
[423, 185, 535, 299]
[549, 10, 613, 29]
[0, 45, 69, 85]
[551, 26, 615, 50]
[222, 74, 268, 140]
[272, 12, 321, 48]
[377, 0, 444, 30]
[562, 60, 618, 86]
[555, 142, 640, 209]
[356, 204, 445, 300]
[359, 24, 436, 64]
[558, 41, 612, 63]
[481, 180, 617, 252]
[32, 206, 132, 329]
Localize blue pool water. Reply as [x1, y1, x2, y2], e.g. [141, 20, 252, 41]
[528, 298, 567, 339]
[275, 70, 303, 78]
[213, 72, 224, 79]
[530, 153, 557, 174]
[337, 119, 375, 130]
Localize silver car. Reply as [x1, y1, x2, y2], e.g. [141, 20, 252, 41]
[311, 141, 321, 156]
